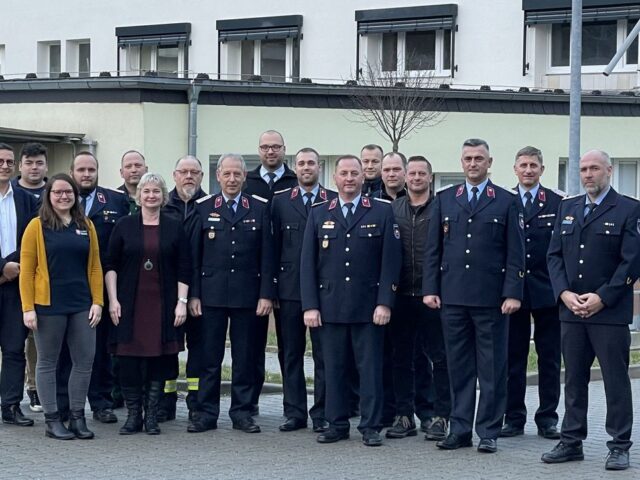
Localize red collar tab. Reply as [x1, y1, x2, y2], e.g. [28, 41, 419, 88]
[241, 196, 250, 209]
[97, 192, 106, 204]
[291, 187, 299, 199]
[487, 186, 495, 198]
[328, 198, 338, 210]
[319, 189, 327, 201]
[214, 196, 223, 209]
[456, 185, 465, 197]
[362, 197, 371, 208]
[538, 189, 546, 202]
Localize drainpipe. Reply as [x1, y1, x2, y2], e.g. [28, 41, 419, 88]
[188, 82, 201, 156]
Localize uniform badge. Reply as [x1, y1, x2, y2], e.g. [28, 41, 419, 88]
[538, 189, 546, 202]
[322, 221, 335, 229]
[242, 197, 249, 209]
[322, 235, 329, 249]
[362, 197, 371, 208]
[627, 277, 634, 285]
[214, 196, 223, 209]
[290, 187, 299, 199]
[518, 212, 524, 230]
[518, 271, 525, 278]
[328, 198, 338, 210]
[391, 284, 397, 292]
[319, 189, 327, 201]
[562, 216, 574, 225]
[97, 192, 106, 204]
[76, 229, 88, 236]
[443, 222, 449, 234]
[393, 224, 401, 239]
[456, 185, 464, 197]
[208, 230, 215, 239]
[487, 186, 495, 198]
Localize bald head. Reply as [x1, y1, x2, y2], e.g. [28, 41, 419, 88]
[580, 149, 612, 198]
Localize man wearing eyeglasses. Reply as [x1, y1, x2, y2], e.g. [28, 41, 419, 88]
[243, 130, 298, 417]
[0, 143, 38, 427]
[159, 155, 208, 423]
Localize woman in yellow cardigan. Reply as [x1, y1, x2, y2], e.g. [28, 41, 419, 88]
[20, 173, 103, 440]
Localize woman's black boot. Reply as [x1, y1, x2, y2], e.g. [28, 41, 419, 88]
[68, 409, 95, 439]
[44, 412, 75, 440]
[144, 381, 162, 435]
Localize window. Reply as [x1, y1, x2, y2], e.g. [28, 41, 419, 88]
[49, 44, 61, 78]
[613, 159, 640, 198]
[558, 159, 567, 193]
[0, 45, 5, 75]
[434, 172, 465, 190]
[551, 21, 620, 67]
[66, 40, 91, 77]
[217, 15, 302, 82]
[116, 23, 190, 77]
[627, 21, 639, 65]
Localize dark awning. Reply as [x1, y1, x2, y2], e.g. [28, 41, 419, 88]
[0, 127, 85, 144]
[217, 15, 303, 43]
[523, 1, 640, 25]
[356, 4, 458, 34]
[116, 23, 191, 47]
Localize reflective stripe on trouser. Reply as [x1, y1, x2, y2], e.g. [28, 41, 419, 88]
[187, 377, 199, 391]
[164, 379, 178, 394]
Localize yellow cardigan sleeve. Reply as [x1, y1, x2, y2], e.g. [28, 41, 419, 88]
[19, 218, 44, 312]
[87, 220, 104, 306]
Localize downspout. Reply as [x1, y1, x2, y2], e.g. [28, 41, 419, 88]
[188, 82, 201, 156]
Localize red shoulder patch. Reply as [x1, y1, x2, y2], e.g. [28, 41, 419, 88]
[290, 187, 299, 199]
[328, 198, 338, 210]
[487, 186, 495, 198]
[214, 196, 223, 209]
[97, 192, 106, 204]
[241, 196, 250, 209]
[456, 185, 464, 197]
[361, 197, 371, 208]
[538, 189, 546, 202]
[319, 189, 327, 201]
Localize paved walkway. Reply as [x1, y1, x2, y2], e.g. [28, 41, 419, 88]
[1, 379, 639, 479]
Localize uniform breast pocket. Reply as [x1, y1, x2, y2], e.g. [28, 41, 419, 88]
[282, 222, 300, 243]
[358, 227, 381, 239]
[595, 223, 622, 252]
[318, 230, 338, 250]
[484, 216, 506, 240]
[102, 214, 117, 224]
[243, 222, 262, 233]
[441, 213, 458, 239]
[203, 222, 224, 240]
[536, 217, 555, 229]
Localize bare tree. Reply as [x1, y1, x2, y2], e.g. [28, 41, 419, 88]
[348, 62, 447, 152]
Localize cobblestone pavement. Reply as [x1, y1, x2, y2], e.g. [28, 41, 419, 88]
[1, 379, 638, 480]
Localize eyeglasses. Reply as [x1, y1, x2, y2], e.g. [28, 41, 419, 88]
[0, 160, 15, 167]
[51, 189, 75, 198]
[175, 169, 202, 176]
[259, 144, 284, 153]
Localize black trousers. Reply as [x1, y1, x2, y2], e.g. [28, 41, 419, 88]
[321, 322, 384, 434]
[86, 310, 114, 411]
[0, 282, 28, 407]
[505, 306, 560, 428]
[197, 306, 256, 423]
[275, 300, 326, 421]
[561, 322, 633, 450]
[184, 315, 203, 411]
[390, 295, 451, 419]
[441, 305, 508, 439]
[414, 334, 435, 422]
[250, 314, 269, 410]
[118, 354, 178, 387]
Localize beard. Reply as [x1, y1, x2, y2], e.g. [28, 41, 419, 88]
[180, 185, 196, 200]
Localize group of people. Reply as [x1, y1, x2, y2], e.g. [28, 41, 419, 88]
[0, 131, 636, 472]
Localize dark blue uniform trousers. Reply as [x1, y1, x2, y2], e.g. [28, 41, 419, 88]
[0, 282, 28, 407]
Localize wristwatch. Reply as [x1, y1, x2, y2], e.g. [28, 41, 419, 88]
[178, 297, 188, 304]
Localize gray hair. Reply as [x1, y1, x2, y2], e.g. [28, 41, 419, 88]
[515, 146, 543, 165]
[136, 172, 169, 207]
[463, 138, 490, 152]
[583, 149, 612, 166]
[175, 155, 202, 169]
[217, 153, 247, 171]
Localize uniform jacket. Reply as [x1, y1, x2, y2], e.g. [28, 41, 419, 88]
[300, 196, 402, 324]
[190, 193, 276, 308]
[514, 185, 563, 309]
[271, 185, 337, 302]
[0, 187, 38, 274]
[547, 188, 640, 325]
[243, 164, 298, 201]
[423, 181, 525, 307]
[88, 186, 130, 264]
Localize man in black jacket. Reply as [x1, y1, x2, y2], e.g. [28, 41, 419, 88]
[360, 144, 384, 196]
[243, 130, 297, 416]
[386, 155, 450, 440]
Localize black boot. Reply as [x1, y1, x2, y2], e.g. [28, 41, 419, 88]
[157, 390, 177, 423]
[44, 412, 75, 440]
[119, 386, 143, 435]
[144, 381, 162, 435]
[68, 409, 94, 439]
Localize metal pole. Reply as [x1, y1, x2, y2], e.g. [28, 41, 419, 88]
[188, 83, 201, 156]
[568, 0, 582, 196]
[603, 19, 640, 76]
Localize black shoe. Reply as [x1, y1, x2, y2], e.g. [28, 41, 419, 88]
[93, 408, 118, 424]
[605, 448, 629, 471]
[233, 417, 261, 433]
[156, 391, 177, 423]
[362, 429, 383, 447]
[279, 418, 307, 432]
[119, 386, 144, 435]
[27, 390, 43, 413]
[537, 425, 560, 439]
[312, 418, 329, 433]
[420, 417, 433, 433]
[436, 433, 473, 450]
[425, 416, 448, 441]
[500, 424, 524, 438]
[385, 415, 417, 439]
[68, 410, 94, 439]
[187, 415, 217, 433]
[44, 412, 75, 440]
[143, 381, 162, 435]
[477, 438, 498, 453]
[317, 430, 349, 444]
[1, 404, 34, 426]
[541, 441, 584, 463]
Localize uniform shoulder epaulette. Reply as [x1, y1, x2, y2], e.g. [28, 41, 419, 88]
[104, 186, 125, 194]
[196, 194, 213, 204]
[500, 186, 518, 195]
[251, 194, 268, 203]
[312, 200, 328, 207]
[561, 194, 580, 201]
[552, 188, 567, 197]
[622, 193, 640, 202]
[436, 184, 454, 194]
[373, 197, 392, 204]
[273, 187, 292, 195]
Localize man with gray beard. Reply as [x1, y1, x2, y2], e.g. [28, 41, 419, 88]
[159, 155, 208, 423]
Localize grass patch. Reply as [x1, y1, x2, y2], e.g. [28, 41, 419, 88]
[527, 348, 640, 372]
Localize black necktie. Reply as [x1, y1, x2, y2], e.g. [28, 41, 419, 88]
[344, 202, 354, 226]
[469, 186, 479, 210]
[524, 191, 533, 215]
[80, 194, 89, 213]
[267, 172, 276, 190]
[584, 202, 597, 220]
[304, 192, 313, 213]
[227, 199, 236, 217]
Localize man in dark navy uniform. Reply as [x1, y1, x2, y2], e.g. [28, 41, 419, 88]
[502, 146, 562, 440]
[301, 155, 401, 447]
[188, 153, 275, 434]
[542, 150, 640, 471]
[0, 143, 38, 427]
[243, 130, 297, 416]
[423, 138, 525, 454]
[63, 151, 129, 424]
[271, 147, 336, 433]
